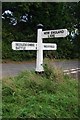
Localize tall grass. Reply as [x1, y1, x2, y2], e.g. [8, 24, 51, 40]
[2, 61, 78, 118]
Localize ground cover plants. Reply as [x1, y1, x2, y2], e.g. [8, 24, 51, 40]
[2, 62, 78, 119]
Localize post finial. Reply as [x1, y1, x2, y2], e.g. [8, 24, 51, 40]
[37, 24, 44, 29]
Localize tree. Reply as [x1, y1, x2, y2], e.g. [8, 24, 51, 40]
[2, 2, 80, 60]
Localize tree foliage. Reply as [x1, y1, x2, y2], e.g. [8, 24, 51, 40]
[2, 2, 80, 60]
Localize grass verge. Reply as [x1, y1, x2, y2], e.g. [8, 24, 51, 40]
[2, 62, 78, 119]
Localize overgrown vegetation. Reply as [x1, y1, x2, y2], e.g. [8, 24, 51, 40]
[2, 63, 78, 118]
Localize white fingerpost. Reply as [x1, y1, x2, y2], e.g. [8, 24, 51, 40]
[35, 24, 44, 72]
[12, 24, 69, 73]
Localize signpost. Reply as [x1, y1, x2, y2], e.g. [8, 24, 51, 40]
[12, 24, 69, 72]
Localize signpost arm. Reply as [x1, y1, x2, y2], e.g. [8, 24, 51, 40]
[36, 24, 44, 72]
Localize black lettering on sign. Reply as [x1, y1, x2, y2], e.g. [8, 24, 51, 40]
[16, 43, 20, 46]
[16, 46, 19, 49]
[57, 30, 64, 34]
[60, 30, 64, 33]
[16, 46, 26, 50]
[51, 31, 56, 34]
[44, 32, 50, 35]
[48, 34, 55, 38]
[28, 44, 34, 46]
[44, 45, 55, 48]
[51, 30, 64, 34]
[16, 43, 35, 47]
[16, 43, 27, 47]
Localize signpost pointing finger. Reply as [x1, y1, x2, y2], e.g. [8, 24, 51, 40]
[42, 29, 69, 38]
[12, 42, 37, 50]
[42, 43, 57, 50]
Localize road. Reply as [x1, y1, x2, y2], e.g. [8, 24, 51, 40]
[0, 60, 80, 79]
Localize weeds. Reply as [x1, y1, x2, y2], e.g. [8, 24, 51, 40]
[2, 61, 78, 118]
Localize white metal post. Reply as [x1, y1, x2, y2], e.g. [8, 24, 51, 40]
[35, 25, 44, 72]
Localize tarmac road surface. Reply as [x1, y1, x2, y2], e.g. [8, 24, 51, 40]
[0, 60, 80, 79]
